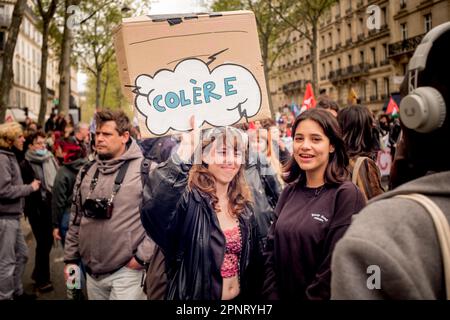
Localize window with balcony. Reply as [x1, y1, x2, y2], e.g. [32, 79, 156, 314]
[335, 1, 341, 19]
[401, 23, 408, 40]
[347, 23, 352, 41]
[348, 54, 352, 66]
[372, 79, 378, 99]
[360, 50, 365, 63]
[15, 62, 19, 83]
[0, 31, 4, 51]
[337, 58, 342, 69]
[21, 65, 25, 87]
[400, 0, 406, 9]
[424, 14, 432, 33]
[371, 47, 376, 67]
[360, 83, 366, 102]
[384, 77, 390, 98]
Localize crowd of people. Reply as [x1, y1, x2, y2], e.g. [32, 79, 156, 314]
[0, 22, 449, 301]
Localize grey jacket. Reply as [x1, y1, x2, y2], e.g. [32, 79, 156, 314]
[331, 171, 450, 299]
[64, 139, 155, 275]
[0, 149, 34, 216]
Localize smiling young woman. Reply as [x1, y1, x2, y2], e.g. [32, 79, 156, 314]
[141, 124, 264, 300]
[262, 108, 366, 300]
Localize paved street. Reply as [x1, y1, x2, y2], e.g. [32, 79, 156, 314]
[21, 217, 67, 300]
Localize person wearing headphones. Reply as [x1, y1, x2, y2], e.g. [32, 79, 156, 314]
[330, 22, 450, 299]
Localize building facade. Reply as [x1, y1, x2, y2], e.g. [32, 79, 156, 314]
[0, 0, 78, 121]
[270, 0, 450, 113]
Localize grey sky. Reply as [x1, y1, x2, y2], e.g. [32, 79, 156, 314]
[150, 0, 212, 14]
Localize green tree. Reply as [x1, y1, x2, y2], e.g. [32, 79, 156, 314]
[211, 0, 244, 11]
[57, 0, 80, 114]
[36, 0, 59, 127]
[271, 0, 337, 94]
[0, 0, 27, 123]
[86, 59, 128, 111]
[211, 0, 292, 115]
[74, 1, 123, 110]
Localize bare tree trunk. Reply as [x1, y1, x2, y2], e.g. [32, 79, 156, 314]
[95, 68, 102, 108]
[311, 23, 318, 95]
[38, 23, 50, 126]
[0, 0, 27, 123]
[264, 68, 276, 117]
[101, 63, 110, 108]
[37, 0, 58, 126]
[58, 0, 74, 114]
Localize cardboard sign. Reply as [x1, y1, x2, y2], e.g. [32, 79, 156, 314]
[113, 11, 271, 137]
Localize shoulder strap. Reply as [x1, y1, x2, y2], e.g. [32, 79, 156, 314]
[352, 156, 368, 185]
[71, 160, 95, 226]
[112, 161, 130, 193]
[395, 193, 450, 300]
[140, 158, 158, 187]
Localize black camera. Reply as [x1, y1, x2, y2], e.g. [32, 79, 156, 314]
[82, 198, 113, 219]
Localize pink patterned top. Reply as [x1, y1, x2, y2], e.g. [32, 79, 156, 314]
[221, 225, 242, 278]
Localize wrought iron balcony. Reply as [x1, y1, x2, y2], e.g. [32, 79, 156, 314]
[388, 34, 425, 57]
[282, 79, 304, 94]
[370, 95, 378, 101]
[380, 59, 390, 66]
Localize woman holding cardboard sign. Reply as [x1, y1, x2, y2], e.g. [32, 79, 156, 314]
[141, 117, 263, 300]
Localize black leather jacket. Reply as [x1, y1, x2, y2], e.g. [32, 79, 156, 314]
[245, 152, 282, 250]
[141, 153, 263, 300]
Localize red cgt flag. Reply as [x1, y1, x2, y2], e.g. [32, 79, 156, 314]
[386, 97, 399, 117]
[300, 82, 316, 113]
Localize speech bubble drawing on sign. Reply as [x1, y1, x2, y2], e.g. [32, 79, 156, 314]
[114, 11, 271, 137]
[132, 58, 262, 136]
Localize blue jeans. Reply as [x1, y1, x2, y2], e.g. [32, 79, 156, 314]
[60, 210, 71, 247]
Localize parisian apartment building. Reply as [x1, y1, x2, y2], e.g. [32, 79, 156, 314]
[0, 0, 79, 120]
[269, 0, 450, 113]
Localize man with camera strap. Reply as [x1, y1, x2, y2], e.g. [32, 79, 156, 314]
[64, 110, 155, 300]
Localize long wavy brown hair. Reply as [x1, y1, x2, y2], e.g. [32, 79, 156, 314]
[188, 127, 252, 217]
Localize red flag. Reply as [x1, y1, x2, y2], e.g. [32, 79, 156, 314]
[301, 83, 316, 113]
[386, 97, 399, 117]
